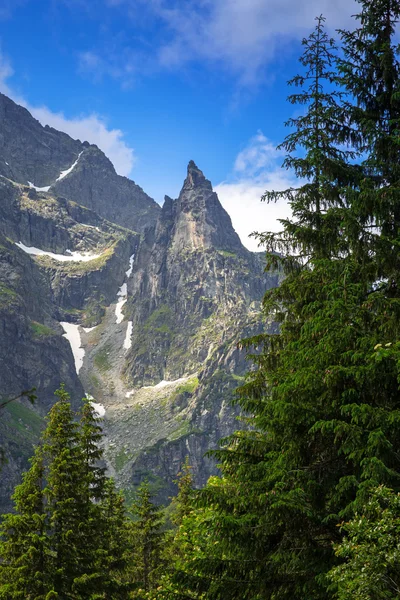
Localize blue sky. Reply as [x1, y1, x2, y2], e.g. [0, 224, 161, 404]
[0, 0, 357, 249]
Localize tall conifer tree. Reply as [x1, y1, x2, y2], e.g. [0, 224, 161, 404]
[128, 481, 165, 598]
[0, 447, 47, 600]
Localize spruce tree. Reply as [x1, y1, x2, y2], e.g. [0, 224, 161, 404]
[98, 479, 131, 599]
[128, 480, 166, 598]
[0, 446, 48, 600]
[42, 385, 84, 597]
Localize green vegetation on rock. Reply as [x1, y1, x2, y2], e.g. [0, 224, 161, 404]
[30, 320, 56, 338]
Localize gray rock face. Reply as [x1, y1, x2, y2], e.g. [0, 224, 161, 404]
[0, 93, 82, 187]
[0, 234, 85, 513]
[125, 161, 278, 385]
[50, 146, 160, 233]
[0, 93, 160, 234]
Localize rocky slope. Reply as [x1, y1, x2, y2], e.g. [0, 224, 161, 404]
[0, 93, 279, 511]
[0, 92, 160, 233]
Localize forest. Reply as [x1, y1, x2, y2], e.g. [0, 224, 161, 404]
[2, 0, 400, 597]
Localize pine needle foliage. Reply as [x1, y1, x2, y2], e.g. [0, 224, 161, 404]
[127, 480, 166, 599]
[0, 387, 129, 600]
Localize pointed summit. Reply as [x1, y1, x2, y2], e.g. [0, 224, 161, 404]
[157, 160, 245, 255]
[183, 160, 212, 191]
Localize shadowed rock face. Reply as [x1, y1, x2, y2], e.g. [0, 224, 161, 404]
[50, 146, 161, 233]
[0, 92, 82, 187]
[0, 232, 85, 514]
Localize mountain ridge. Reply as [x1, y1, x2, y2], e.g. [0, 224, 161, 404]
[0, 92, 277, 509]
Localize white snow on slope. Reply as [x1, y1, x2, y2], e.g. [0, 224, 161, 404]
[60, 322, 85, 374]
[115, 283, 127, 324]
[82, 326, 97, 333]
[153, 377, 189, 389]
[16, 242, 103, 262]
[125, 377, 191, 398]
[27, 181, 50, 192]
[125, 254, 135, 278]
[115, 255, 135, 324]
[56, 152, 82, 182]
[124, 321, 133, 350]
[91, 402, 106, 417]
[85, 394, 106, 418]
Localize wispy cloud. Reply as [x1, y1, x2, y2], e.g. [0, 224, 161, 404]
[0, 49, 135, 176]
[216, 132, 295, 251]
[85, 0, 357, 86]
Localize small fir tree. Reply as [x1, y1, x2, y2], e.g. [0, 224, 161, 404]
[128, 480, 166, 598]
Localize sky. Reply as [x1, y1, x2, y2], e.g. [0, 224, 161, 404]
[0, 0, 357, 250]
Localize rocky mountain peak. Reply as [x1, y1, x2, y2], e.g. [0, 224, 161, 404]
[159, 161, 245, 255]
[183, 160, 212, 191]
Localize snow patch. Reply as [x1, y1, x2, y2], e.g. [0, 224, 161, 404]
[82, 326, 97, 333]
[91, 402, 106, 418]
[125, 254, 135, 278]
[124, 321, 133, 350]
[16, 242, 103, 262]
[27, 181, 50, 192]
[115, 283, 128, 324]
[125, 390, 135, 398]
[141, 377, 190, 390]
[60, 322, 85, 374]
[56, 152, 82, 182]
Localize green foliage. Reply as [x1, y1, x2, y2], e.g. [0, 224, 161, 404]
[329, 486, 400, 599]
[127, 480, 166, 598]
[143, 304, 173, 335]
[30, 321, 56, 338]
[0, 284, 18, 306]
[0, 386, 130, 599]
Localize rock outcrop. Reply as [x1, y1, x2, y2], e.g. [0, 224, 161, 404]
[0, 93, 160, 234]
[50, 146, 160, 233]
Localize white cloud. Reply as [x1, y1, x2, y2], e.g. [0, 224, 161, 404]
[234, 131, 285, 176]
[0, 50, 135, 176]
[105, 0, 357, 85]
[216, 132, 295, 252]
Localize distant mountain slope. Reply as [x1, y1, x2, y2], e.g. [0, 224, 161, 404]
[0, 93, 160, 233]
[51, 146, 160, 233]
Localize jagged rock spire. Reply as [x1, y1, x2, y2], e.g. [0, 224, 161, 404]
[183, 160, 212, 191]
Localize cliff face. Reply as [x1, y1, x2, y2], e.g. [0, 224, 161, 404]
[125, 161, 276, 385]
[50, 146, 160, 233]
[0, 92, 160, 234]
[0, 93, 82, 187]
[0, 93, 279, 510]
